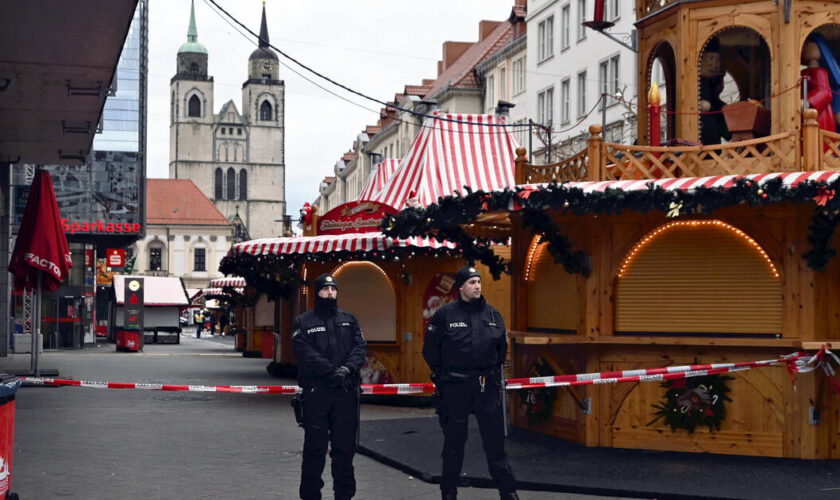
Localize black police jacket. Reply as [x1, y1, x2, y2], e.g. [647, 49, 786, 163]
[423, 296, 507, 380]
[292, 309, 367, 389]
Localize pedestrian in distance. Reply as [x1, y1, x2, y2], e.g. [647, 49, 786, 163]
[194, 310, 204, 338]
[423, 265, 519, 500]
[292, 273, 367, 500]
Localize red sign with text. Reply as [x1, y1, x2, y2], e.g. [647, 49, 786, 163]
[107, 249, 125, 267]
[317, 200, 398, 235]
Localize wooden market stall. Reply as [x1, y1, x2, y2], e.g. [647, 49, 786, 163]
[220, 112, 519, 384]
[379, 0, 840, 459]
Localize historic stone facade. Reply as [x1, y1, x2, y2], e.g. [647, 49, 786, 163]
[169, 1, 285, 239]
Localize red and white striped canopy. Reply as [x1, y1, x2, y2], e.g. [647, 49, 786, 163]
[208, 277, 246, 288]
[373, 112, 519, 209]
[357, 159, 400, 201]
[202, 287, 243, 297]
[520, 171, 840, 195]
[230, 232, 456, 257]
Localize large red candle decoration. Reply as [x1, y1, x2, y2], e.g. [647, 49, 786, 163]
[593, 0, 605, 22]
[649, 82, 661, 147]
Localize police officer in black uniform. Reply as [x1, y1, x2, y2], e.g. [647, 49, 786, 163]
[423, 265, 519, 500]
[292, 273, 367, 500]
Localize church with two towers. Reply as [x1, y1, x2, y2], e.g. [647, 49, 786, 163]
[169, 0, 285, 240]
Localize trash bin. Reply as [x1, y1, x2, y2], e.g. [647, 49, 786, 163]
[116, 329, 141, 352]
[0, 374, 21, 500]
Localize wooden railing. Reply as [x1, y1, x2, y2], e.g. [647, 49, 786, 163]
[637, 0, 679, 19]
[515, 109, 836, 184]
[514, 147, 588, 184]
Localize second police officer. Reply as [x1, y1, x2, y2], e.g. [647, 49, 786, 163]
[292, 273, 367, 500]
[423, 265, 519, 500]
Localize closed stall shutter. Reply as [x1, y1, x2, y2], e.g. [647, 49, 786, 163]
[615, 221, 781, 335]
[527, 243, 579, 333]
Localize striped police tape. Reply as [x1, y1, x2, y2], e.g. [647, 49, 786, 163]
[19, 349, 837, 396]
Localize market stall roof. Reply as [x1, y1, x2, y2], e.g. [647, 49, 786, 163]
[372, 112, 519, 209]
[186, 288, 202, 302]
[201, 287, 243, 298]
[208, 277, 246, 288]
[229, 232, 456, 257]
[357, 159, 400, 201]
[113, 275, 189, 306]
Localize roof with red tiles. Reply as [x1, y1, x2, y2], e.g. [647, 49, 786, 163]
[424, 19, 514, 99]
[341, 151, 356, 163]
[147, 179, 231, 226]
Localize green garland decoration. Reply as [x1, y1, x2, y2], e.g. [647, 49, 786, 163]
[380, 177, 840, 275]
[648, 373, 733, 434]
[517, 358, 558, 427]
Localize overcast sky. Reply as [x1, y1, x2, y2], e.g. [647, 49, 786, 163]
[147, 0, 516, 222]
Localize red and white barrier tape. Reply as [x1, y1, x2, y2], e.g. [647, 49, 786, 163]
[18, 349, 838, 396]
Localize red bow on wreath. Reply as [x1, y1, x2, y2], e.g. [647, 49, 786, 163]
[814, 186, 836, 207]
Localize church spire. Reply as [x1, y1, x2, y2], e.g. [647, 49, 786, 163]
[258, 1, 269, 48]
[178, 0, 207, 55]
[187, 0, 199, 43]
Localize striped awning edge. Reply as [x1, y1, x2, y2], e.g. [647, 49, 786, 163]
[230, 232, 456, 257]
[208, 277, 246, 288]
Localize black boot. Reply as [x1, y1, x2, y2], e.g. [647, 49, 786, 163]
[499, 492, 520, 500]
[441, 492, 457, 500]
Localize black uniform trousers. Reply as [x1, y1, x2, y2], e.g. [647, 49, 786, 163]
[300, 385, 359, 500]
[438, 376, 516, 494]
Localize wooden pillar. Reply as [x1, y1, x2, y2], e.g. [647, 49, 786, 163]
[802, 108, 820, 172]
[514, 147, 529, 184]
[587, 124, 603, 181]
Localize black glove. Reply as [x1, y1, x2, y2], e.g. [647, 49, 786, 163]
[329, 365, 351, 388]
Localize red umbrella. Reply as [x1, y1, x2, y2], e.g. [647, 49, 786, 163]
[8, 170, 72, 375]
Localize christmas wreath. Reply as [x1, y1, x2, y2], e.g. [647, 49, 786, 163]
[518, 357, 558, 427]
[648, 373, 733, 434]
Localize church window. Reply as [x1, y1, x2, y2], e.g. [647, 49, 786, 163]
[189, 62, 199, 74]
[220, 128, 225, 135]
[188, 94, 201, 117]
[228, 127, 233, 134]
[227, 168, 236, 200]
[260, 100, 273, 121]
[214, 168, 223, 199]
[240, 169, 248, 200]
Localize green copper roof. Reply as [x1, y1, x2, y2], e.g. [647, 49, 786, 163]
[178, 0, 207, 55]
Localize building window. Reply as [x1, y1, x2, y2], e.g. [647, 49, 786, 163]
[214, 168, 223, 199]
[576, 0, 587, 41]
[194, 248, 205, 272]
[487, 75, 495, 110]
[220, 127, 225, 135]
[189, 62, 199, 74]
[499, 67, 506, 101]
[149, 248, 162, 271]
[259, 100, 273, 121]
[538, 16, 554, 62]
[226, 167, 236, 200]
[608, 0, 620, 21]
[599, 54, 621, 109]
[537, 87, 554, 126]
[239, 169, 248, 200]
[561, 78, 571, 124]
[561, 5, 570, 51]
[187, 95, 201, 117]
[577, 71, 587, 117]
[513, 57, 525, 94]
[237, 128, 242, 135]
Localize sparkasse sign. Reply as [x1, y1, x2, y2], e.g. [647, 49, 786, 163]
[62, 219, 142, 235]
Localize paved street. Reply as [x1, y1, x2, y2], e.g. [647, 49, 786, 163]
[0, 329, 628, 499]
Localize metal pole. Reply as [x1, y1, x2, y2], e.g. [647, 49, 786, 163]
[33, 271, 42, 377]
[528, 121, 533, 162]
[803, 77, 809, 112]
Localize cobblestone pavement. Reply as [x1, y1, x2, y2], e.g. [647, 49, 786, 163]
[0, 331, 628, 499]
